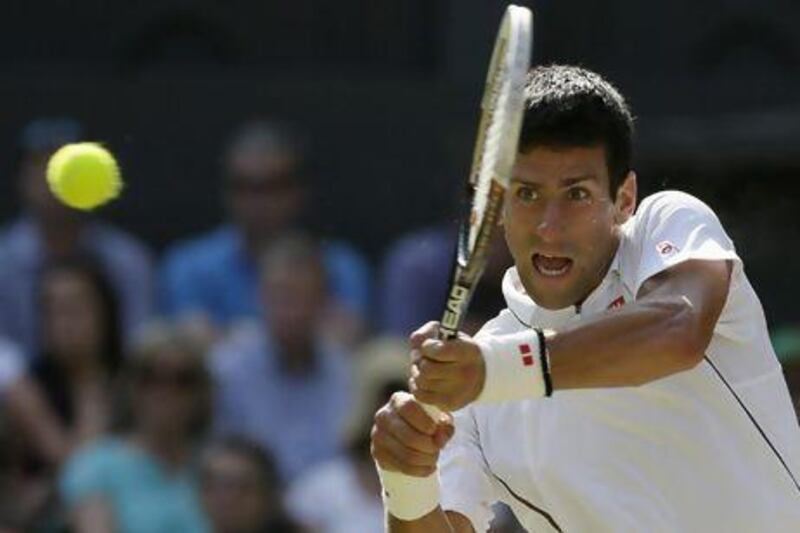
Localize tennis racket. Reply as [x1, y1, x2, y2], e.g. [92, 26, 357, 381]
[421, 5, 532, 422]
[380, 4, 531, 512]
[438, 5, 532, 343]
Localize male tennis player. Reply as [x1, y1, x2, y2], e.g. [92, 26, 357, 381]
[371, 65, 800, 532]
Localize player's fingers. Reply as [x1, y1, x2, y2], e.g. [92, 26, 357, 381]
[391, 392, 437, 435]
[421, 338, 465, 363]
[409, 383, 453, 412]
[433, 418, 455, 449]
[376, 408, 441, 455]
[410, 348, 422, 366]
[416, 358, 454, 381]
[370, 433, 436, 477]
[371, 422, 439, 468]
[409, 321, 440, 350]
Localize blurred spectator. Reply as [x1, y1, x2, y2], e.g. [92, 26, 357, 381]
[159, 120, 370, 338]
[285, 337, 407, 533]
[0, 118, 154, 362]
[211, 234, 353, 482]
[378, 226, 511, 337]
[0, 259, 122, 528]
[59, 322, 211, 533]
[200, 437, 302, 533]
[773, 325, 800, 419]
[377, 226, 453, 337]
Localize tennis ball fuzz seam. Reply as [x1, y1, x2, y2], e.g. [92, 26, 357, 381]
[46, 142, 123, 210]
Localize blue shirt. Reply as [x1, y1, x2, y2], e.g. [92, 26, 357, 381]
[0, 217, 154, 361]
[210, 322, 352, 481]
[159, 225, 371, 326]
[60, 438, 209, 533]
[377, 226, 454, 336]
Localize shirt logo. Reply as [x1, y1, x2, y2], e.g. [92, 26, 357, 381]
[657, 240, 679, 256]
[518, 344, 534, 367]
[607, 296, 626, 310]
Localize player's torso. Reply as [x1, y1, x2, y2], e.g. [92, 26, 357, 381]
[471, 266, 800, 532]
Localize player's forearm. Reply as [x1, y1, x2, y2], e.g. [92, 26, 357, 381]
[548, 295, 705, 390]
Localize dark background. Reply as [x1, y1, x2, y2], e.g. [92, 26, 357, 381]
[1, 0, 798, 324]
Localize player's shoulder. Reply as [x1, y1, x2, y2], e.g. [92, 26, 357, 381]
[634, 190, 719, 224]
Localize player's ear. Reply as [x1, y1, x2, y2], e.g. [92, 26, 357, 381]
[614, 171, 637, 224]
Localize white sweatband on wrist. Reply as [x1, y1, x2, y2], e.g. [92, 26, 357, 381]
[475, 328, 552, 403]
[377, 467, 441, 521]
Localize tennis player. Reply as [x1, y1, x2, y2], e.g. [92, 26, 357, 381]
[371, 65, 800, 532]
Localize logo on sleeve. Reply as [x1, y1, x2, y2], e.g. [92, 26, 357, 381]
[607, 296, 626, 310]
[656, 240, 679, 256]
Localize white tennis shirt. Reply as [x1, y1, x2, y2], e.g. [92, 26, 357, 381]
[439, 191, 800, 532]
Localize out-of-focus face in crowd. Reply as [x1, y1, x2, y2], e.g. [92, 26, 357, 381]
[259, 236, 327, 355]
[224, 123, 306, 248]
[41, 266, 106, 365]
[129, 332, 210, 438]
[201, 441, 284, 533]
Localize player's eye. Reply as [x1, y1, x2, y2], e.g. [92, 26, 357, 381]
[568, 187, 590, 201]
[515, 186, 538, 202]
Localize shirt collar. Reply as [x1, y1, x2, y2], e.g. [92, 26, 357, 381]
[502, 241, 624, 329]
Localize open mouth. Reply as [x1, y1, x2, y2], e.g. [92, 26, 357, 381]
[532, 253, 573, 278]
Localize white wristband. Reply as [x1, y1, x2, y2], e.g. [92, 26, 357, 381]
[377, 467, 441, 521]
[475, 329, 551, 403]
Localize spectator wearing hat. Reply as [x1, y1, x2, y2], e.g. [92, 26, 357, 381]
[59, 322, 212, 533]
[0, 118, 154, 361]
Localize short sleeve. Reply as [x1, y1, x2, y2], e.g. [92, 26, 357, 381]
[59, 441, 115, 508]
[438, 407, 497, 532]
[630, 191, 740, 295]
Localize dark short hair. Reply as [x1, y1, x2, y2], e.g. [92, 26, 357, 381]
[223, 119, 307, 181]
[519, 65, 634, 197]
[38, 256, 123, 376]
[201, 436, 282, 490]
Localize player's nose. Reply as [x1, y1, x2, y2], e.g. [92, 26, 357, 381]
[535, 200, 564, 242]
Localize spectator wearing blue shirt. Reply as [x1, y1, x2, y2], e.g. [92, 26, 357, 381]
[211, 234, 353, 482]
[60, 322, 213, 533]
[159, 120, 370, 339]
[0, 118, 154, 361]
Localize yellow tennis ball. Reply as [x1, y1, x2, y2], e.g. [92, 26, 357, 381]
[46, 143, 123, 210]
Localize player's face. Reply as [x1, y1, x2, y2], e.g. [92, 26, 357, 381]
[504, 145, 636, 309]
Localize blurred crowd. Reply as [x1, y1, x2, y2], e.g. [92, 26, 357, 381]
[0, 117, 796, 533]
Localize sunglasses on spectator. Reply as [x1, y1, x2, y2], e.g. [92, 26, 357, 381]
[225, 174, 300, 192]
[138, 366, 204, 388]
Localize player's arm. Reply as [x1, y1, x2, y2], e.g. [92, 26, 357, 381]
[547, 258, 732, 389]
[410, 258, 732, 409]
[371, 391, 474, 532]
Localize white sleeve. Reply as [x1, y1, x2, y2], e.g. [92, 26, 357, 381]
[631, 191, 740, 295]
[439, 407, 497, 532]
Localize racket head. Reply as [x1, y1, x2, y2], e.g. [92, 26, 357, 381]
[440, 5, 532, 339]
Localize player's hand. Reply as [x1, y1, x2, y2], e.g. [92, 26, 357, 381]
[371, 391, 455, 477]
[407, 321, 486, 412]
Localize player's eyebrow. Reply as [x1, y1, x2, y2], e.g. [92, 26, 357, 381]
[560, 175, 597, 187]
[510, 174, 598, 188]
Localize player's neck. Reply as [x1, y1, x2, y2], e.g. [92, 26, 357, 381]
[574, 234, 621, 309]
